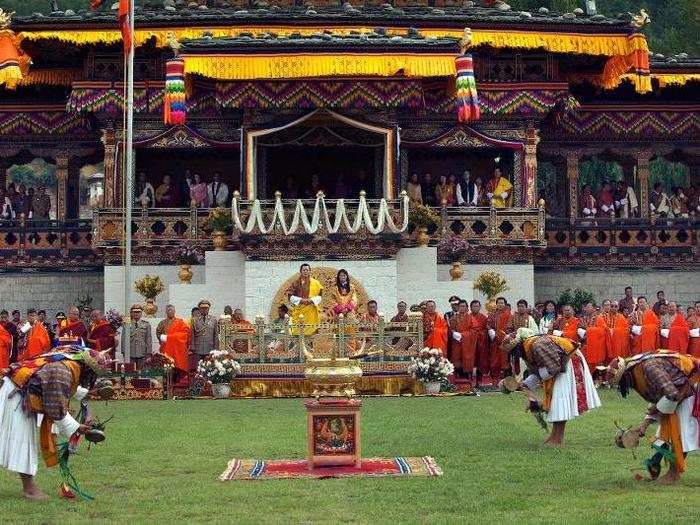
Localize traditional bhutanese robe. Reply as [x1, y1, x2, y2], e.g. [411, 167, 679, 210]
[0, 323, 11, 369]
[465, 312, 488, 373]
[21, 323, 51, 361]
[661, 314, 690, 354]
[488, 309, 512, 375]
[424, 312, 448, 354]
[580, 314, 606, 368]
[626, 353, 699, 473]
[57, 319, 88, 341]
[598, 189, 615, 215]
[596, 312, 630, 361]
[288, 277, 324, 336]
[688, 314, 700, 358]
[631, 309, 660, 353]
[448, 313, 469, 370]
[158, 318, 191, 372]
[331, 287, 358, 318]
[88, 319, 116, 354]
[485, 176, 513, 208]
[580, 193, 597, 217]
[550, 315, 579, 341]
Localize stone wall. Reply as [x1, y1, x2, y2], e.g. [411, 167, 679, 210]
[0, 271, 104, 319]
[534, 269, 700, 306]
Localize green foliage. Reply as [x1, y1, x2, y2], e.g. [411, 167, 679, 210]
[6, 158, 57, 188]
[650, 157, 689, 193]
[408, 203, 440, 229]
[558, 287, 595, 313]
[578, 158, 624, 191]
[2, 393, 698, 522]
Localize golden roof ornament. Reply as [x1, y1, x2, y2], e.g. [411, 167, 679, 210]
[166, 31, 182, 55]
[629, 9, 650, 28]
[0, 9, 14, 29]
[459, 27, 473, 54]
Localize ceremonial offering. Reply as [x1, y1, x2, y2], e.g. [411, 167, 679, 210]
[407, 348, 454, 394]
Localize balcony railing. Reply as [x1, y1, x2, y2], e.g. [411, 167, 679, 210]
[0, 218, 96, 268]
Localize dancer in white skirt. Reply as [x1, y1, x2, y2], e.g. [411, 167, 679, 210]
[607, 351, 699, 484]
[0, 347, 110, 500]
[502, 328, 601, 446]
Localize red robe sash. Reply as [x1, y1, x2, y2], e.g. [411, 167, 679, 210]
[162, 318, 191, 372]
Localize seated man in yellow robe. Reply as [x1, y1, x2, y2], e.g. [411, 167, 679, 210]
[287, 263, 324, 335]
[485, 167, 513, 208]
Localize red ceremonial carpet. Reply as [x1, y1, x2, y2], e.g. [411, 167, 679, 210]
[219, 457, 442, 481]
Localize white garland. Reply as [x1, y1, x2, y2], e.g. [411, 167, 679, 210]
[231, 193, 409, 235]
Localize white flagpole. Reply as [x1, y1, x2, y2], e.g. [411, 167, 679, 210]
[123, 0, 135, 363]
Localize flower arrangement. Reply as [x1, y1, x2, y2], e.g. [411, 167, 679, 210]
[407, 348, 454, 383]
[105, 308, 124, 330]
[134, 275, 165, 299]
[204, 207, 233, 233]
[196, 350, 241, 384]
[473, 271, 509, 300]
[144, 352, 174, 372]
[408, 203, 440, 230]
[438, 235, 470, 262]
[173, 241, 204, 265]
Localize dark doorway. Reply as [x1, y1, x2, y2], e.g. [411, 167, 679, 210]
[261, 146, 380, 199]
[135, 148, 240, 207]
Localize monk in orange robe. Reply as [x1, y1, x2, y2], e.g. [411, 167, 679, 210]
[661, 301, 689, 354]
[687, 307, 700, 357]
[466, 300, 489, 379]
[630, 297, 660, 353]
[0, 322, 12, 369]
[448, 300, 469, 374]
[549, 305, 579, 341]
[57, 306, 88, 342]
[87, 309, 117, 354]
[231, 308, 255, 353]
[423, 300, 448, 354]
[156, 304, 191, 373]
[487, 297, 511, 380]
[18, 309, 51, 360]
[596, 299, 630, 361]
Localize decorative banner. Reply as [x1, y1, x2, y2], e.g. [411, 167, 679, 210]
[555, 107, 700, 138]
[164, 56, 186, 125]
[0, 30, 25, 88]
[66, 83, 164, 114]
[0, 111, 89, 136]
[454, 53, 480, 122]
[215, 80, 423, 110]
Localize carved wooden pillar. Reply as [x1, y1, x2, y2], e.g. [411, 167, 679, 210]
[636, 149, 652, 219]
[101, 128, 117, 207]
[566, 150, 579, 218]
[55, 152, 69, 221]
[523, 126, 540, 206]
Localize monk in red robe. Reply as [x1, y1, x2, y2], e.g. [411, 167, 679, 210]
[0, 322, 12, 369]
[661, 301, 689, 354]
[87, 309, 117, 355]
[630, 297, 660, 353]
[549, 304, 579, 341]
[596, 299, 630, 361]
[687, 307, 700, 357]
[156, 305, 191, 374]
[18, 309, 51, 360]
[466, 300, 489, 381]
[423, 300, 448, 354]
[0, 310, 18, 364]
[579, 302, 606, 368]
[57, 306, 88, 342]
[487, 297, 511, 380]
[448, 300, 469, 375]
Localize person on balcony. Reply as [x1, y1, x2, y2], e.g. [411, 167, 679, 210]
[0, 188, 15, 220]
[31, 186, 51, 221]
[187, 173, 209, 208]
[687, 185, 699, 217]
[135, 172, 155, 208]
[485, 167, 512, 208]
[615, 180, 639, 218]
[456, 170, 478, 207]
[598, 182, 616, 218]
[580, 185, 597, 219]
[331, 269, 358, 320]
[407, 173, 423, 204]
[155, 173, 180, 208]
[434, 175, 455, 206]
[669, 186, 689, 218]
[208, 172, 229, 208]
[422, 173, 436, 206]
[650, 182, 673, 218]
[288, 263, 323, 336]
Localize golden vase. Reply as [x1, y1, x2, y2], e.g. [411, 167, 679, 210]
[178, 264, 193, 284]
[415, 226, 430, 247]
[449, 261, 463, 281]
[211, 230, 227, 251]
[143, 298, 158, 317]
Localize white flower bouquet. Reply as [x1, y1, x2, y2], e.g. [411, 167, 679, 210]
[196, 350, 241, 384]
[407, 347, 454, 383]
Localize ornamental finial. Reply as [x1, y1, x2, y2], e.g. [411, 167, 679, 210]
[459, 27, 473, 53]
[166, 31, 181, 54]
[0, 9, 14, 29]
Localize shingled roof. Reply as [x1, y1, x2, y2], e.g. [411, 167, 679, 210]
[649, 53, 700, 73]
[12, 3, 639, 33]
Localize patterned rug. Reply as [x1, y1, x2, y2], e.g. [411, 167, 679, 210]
[219, 457, 442, 481]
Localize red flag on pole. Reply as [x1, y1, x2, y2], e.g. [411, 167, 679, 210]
[119, 0, 132, 55]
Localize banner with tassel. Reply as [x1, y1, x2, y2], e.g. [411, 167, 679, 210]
[455, 53, 480, 122]
[0, 10, 27, 89]
[164, 55, 186, 125]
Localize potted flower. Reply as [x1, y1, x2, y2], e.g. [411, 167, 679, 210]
[204, 208, 232, 251]
[134, 275, 165, 317]
[438, 235, 470, 280]
[196, 350, 241, 398]
[408, 204, 439, 247]
[173, 241, 204, 284]
[473, 271, 509, 313]
[407, 347, 454, 394]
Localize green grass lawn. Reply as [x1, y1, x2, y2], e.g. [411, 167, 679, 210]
[1, 390, 699, 524]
